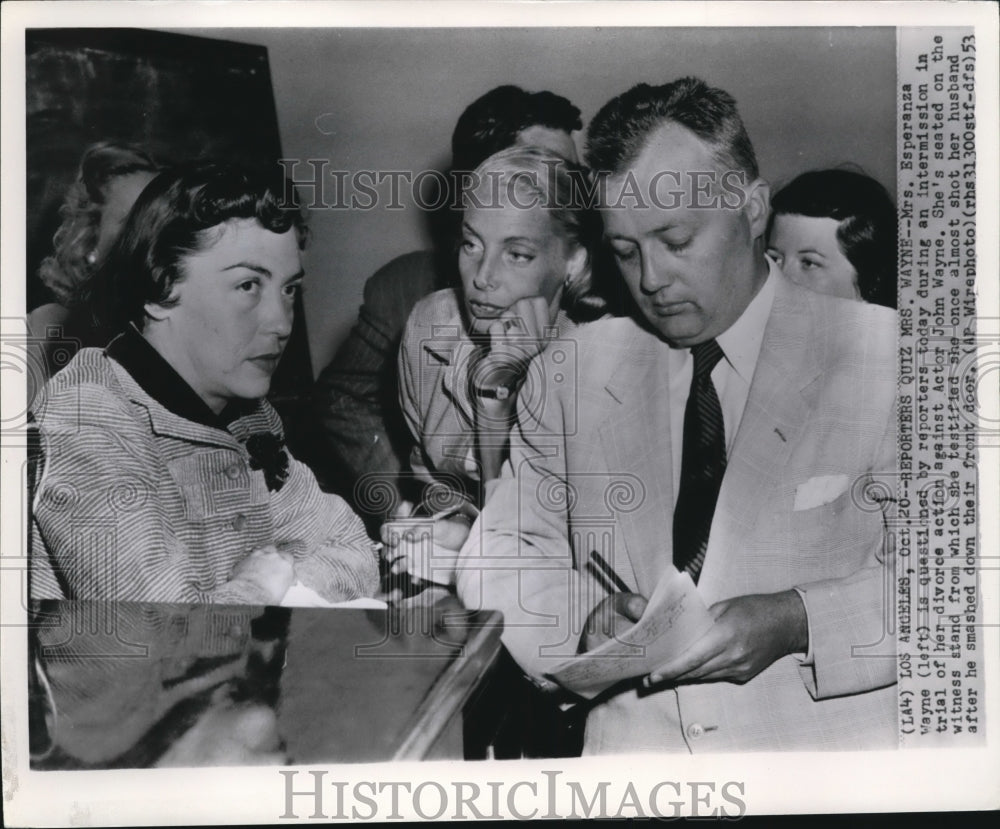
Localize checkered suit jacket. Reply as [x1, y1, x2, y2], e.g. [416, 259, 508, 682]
[458, 274, 899, 753]
[30, 349, 379, 604]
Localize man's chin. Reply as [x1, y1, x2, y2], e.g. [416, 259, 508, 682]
[644, 315, 706, 348]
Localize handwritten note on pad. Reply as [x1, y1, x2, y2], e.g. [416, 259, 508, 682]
[544, 572, 715, 698]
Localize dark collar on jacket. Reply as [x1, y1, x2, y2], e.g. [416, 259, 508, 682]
[106, 325, 252, 430]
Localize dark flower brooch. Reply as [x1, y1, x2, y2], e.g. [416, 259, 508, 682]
[244, 432, 290, 492]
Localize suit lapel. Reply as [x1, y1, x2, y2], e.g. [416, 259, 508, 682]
[596, 329, 676, 597]
[699, 277, 822, 592]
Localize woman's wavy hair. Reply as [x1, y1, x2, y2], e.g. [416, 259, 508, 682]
[462, 145, 606, 322]
[38, 142, 161, 307]
[769, 168, 898, 308]
[91, 160, 307, 333]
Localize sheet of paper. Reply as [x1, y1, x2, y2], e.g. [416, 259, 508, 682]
[280, 582, 388, 609]
[544, 571, 715, 698]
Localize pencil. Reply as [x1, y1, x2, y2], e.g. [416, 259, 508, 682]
[586, 559, 617, 594]
[587, 550, 632, 594]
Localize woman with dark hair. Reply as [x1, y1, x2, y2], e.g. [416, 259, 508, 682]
[766, 168, 897, 308]
[28, 143, 161, 398]
[386, 145, 604, 588]
[30, 160, 379, 605]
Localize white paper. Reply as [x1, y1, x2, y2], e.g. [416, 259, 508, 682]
[544, 572, 716, 698]
[280, 582, 388, 609]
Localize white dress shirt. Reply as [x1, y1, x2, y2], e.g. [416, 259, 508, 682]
[665, 261, 778, 502]
[664, 259, 815, 660]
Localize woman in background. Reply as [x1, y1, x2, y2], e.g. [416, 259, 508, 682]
[766, 168, 897, 308]
[28, 142, 161, 401]
[30, 160, 378, 605]
[388, 145, 604, 588]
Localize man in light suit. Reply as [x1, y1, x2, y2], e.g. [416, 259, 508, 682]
[457, 77, 898, 753]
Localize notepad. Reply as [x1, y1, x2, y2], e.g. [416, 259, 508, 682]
[544, 571, 715, 699]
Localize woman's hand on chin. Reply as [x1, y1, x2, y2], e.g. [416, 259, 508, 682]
[471, 296, 557, 411]
[489, 294, 554, 357]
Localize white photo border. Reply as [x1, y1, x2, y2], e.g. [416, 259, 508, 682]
[2, 1, 998, 823]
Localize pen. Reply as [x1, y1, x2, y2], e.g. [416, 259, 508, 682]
[587, 550, 632, 595]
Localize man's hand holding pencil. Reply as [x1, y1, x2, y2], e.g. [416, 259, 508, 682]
[578, 548, 809, 689]
[581, 550, 649, 653]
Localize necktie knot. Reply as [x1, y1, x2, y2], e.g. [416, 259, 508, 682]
[691, 339, 725, 378]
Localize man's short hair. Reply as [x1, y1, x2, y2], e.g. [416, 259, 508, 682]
[451, 85, 582, 172]
[585, 76, 759, 181]
[92, 160, 306, 331]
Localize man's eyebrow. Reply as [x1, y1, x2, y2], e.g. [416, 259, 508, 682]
[282, 269, 306, 284]
[503, 235, 540, 245]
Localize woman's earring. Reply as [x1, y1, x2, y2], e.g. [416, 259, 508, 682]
[85, 251, 98, 265]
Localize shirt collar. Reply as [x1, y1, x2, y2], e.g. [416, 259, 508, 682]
[715, 258, 778, 383]
[106, 325, 250, 429]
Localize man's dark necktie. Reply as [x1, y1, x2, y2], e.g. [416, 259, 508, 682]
[673, 339, 727, 583]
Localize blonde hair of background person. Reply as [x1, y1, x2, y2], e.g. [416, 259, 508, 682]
[28, 142, 161, 402]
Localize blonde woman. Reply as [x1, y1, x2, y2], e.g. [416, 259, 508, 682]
[388, 146, 605, 588]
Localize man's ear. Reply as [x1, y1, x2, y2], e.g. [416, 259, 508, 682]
[744, 178, 771, 241]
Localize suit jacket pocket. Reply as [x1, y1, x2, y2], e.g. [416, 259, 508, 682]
[787, 486, 853, 534]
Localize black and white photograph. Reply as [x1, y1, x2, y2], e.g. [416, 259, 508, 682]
[1, 1, 998, 822]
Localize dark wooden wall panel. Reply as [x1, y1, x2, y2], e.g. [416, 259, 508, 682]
[26, 28, 312, 424]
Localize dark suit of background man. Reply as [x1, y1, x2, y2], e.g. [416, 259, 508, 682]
[459, 77, 898, 754]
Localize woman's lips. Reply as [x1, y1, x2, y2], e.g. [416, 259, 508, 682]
[468, 300, 506, 318]
[248, 353, 282, 370]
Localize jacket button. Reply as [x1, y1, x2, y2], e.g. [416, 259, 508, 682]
[225, 463, 242, 480]
[231, 514, 248, 532]
[687, 723, 705, 740]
